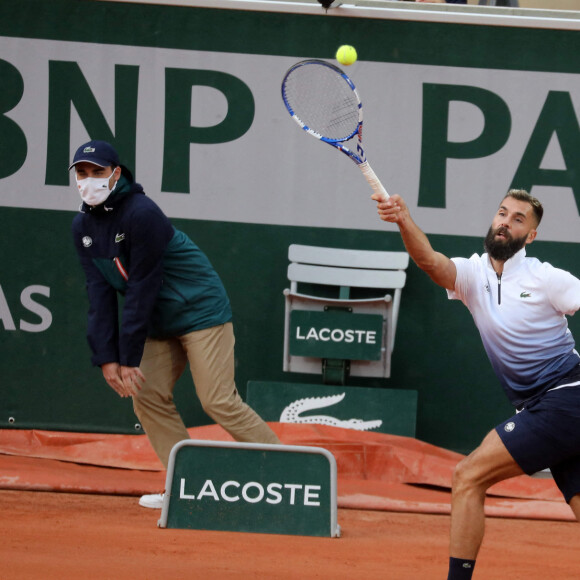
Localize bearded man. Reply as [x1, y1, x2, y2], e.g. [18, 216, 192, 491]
[373, 189, 580, 580]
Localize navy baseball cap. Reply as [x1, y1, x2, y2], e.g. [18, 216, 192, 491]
[69, 140, 134, 181]
[69, 140, 120, 170]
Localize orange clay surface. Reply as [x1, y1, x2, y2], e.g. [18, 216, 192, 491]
[1, 424, 579, 579]
[1, 489, 579, 580]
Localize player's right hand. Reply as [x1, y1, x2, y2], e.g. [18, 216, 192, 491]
[372, 193, 408, 224]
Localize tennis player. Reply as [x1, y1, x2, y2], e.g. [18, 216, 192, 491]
[69, 140, 280, 509]
[373, 189, 580, 579]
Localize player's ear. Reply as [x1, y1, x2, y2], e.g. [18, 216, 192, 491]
[526, 229, 537, 245]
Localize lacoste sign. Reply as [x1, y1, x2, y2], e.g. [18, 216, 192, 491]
[290, 310, 383, 360]
[159, 440, 340, 537]
[247, 381, 418, 437]
[178, 477, 322, 506]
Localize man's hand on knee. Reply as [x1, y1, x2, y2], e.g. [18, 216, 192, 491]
[120, 365, 146, 396]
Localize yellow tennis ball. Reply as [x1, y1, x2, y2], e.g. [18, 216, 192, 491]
[336, 45, 357, 66]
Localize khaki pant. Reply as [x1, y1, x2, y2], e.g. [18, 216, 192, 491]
[133, 322, 280, 468]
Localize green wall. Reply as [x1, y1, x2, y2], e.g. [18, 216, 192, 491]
[2, 206, 578, 453]
[1, 0, 579, 454]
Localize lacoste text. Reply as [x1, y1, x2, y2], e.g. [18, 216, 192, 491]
[295, 327, 377, 344]
[179, 478, 321, 506]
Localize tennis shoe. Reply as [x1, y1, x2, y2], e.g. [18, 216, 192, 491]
[139, 493, 164, 509]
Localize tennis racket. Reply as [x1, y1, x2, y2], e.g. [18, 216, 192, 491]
[281, 59, 389, 200]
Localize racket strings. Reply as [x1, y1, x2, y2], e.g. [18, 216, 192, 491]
[283, 64, 360, 141]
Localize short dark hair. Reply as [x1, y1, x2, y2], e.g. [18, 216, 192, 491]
[504, 189, 543, 226]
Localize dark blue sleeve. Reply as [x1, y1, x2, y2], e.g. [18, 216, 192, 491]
[72, 219, 120, 367]
[446, 0, 467, 3]
[118, 203, 174, 366]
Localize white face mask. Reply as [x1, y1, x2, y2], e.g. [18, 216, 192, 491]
[76, 170, 117, 206]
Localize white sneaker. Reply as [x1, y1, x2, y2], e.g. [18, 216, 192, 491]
[139, 493, 165, 509]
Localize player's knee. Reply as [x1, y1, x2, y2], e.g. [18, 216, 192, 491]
[452, 458, 468, 491]
[452, 454, 497, 498]
[452, 457, 480, 495]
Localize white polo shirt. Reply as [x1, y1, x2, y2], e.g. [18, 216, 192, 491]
[447, 248, 580, 406]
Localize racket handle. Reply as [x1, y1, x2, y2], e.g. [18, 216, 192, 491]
[359, 161, 389, 200]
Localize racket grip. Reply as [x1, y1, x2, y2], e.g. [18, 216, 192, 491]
[359, 161, 389, 200]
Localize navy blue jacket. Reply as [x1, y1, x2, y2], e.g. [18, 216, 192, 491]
[72, 177, 232, 368]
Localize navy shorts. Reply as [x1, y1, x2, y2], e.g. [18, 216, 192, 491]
[496, 368, 580, 503]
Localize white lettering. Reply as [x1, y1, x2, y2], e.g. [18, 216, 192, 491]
[266, 482, 283, 504]
[242, 482, 264, 503]
[0, 285, 16, 331]
[304, 485, 321, 506]
[294, 325, 378, 345]
[178, 478, 322, 507]
[179, 477, 196, 500]
[330, 329, 344, 342]
[220, 480, 240, 502]
[0, 284, 53, 333]
[284, 483, 302, 505]
[197, 479, 219, 501]
[20, 285, 52, 332]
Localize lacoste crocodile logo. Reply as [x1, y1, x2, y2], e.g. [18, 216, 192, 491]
[520, 292, 531, 298]
[280, 393, 383, 432]
[115, 233, 125, 243]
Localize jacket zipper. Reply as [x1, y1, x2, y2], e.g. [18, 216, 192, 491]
[113, 257, 129, 281]
[496, 273, 502, 305]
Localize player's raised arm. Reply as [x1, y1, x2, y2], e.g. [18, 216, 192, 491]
[372, 193, 456, 290]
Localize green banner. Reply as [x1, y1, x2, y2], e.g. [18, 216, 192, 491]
[290, 310, 383, 361]
[247, 381, 417, 437]
[160, 440, 340, 537]
[1, 0, 579, 457]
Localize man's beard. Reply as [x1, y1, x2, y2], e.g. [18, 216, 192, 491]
[484, 226, 528, 261]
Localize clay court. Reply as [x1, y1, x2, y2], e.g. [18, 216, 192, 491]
[2, 489, 579, 580]
[1, 424, 579, 579]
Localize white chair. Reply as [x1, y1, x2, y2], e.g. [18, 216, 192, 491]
[283, 244, 409, 382]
